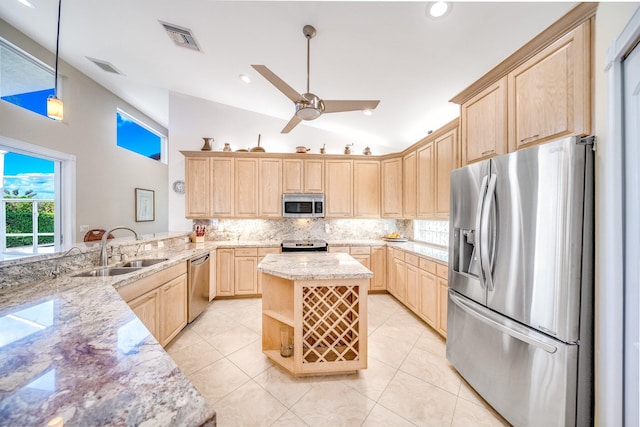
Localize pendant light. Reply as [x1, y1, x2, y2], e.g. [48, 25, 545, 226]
[47, 0, 63, 121]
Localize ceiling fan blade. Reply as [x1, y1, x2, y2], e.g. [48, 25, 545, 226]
[281, 115, 302, 133]
[322, 100, 380, 113]
[251, 65, 302, 103]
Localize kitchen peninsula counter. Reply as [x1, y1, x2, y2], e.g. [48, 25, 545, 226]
[258, 252, 372, 376]
[0, 243, 217, 426]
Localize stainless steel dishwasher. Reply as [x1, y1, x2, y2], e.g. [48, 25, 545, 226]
[188, 253, 210, 322]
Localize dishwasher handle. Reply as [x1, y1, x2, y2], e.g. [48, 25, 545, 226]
[190, 254, 210, 267]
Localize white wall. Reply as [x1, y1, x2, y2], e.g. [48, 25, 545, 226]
[593, 3, 639, 425]
[0, 18, 169, 242]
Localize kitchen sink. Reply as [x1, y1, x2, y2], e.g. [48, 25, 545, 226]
[73, 267, 143, 277]
[121, 258, 169, 268]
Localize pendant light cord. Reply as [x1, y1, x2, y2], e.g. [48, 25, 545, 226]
[54, 0, 61, 95]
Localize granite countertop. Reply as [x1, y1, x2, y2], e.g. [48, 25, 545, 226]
[258, 252, 374, 281]
[0, 243, 216, 426]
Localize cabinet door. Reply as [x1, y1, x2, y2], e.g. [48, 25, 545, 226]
[381, 158, 403, 218]
[304, 159, 324, 193]
[437, 277, 448, 337]
[461, 77, 508, 165]
[351, 253, 371, 290]
[417, 143, 434, 218]
[235, 158, 258, 217]
[508, 22, 590, 151]
[418, 269, 437, 329]
[325, 160, 353, 217]
[282, 159, 303, 193]
[159, 274, 188, 347]
[216, 248, 235, 296]
[259, 158, 282, 217]
[403, 151, 417, 218]
[386, 247, 396, 293]
[185, 157, 211, 218]
[394, 258, 407, 303]
[129, 290, 160, 341]
[211, 158, 234, 217]
[369, 246, 387, 291]
[235, 256, 258, 295]
[405, 264, 419, 311]
[434, 128, 459, 218]
[353, 160, 381, 218]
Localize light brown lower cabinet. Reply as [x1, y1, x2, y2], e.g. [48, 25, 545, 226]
[405, 260, 419, 312]
[369, 246, 387, 291]
[217, 246, 280, 297]
[436, 264, 449, 337]
[118, 262, 188, 347]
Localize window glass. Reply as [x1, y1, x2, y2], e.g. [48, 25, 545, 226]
[0, 38, 55, 118]
[413, 220, 449, 247]
[116, 110, 165, 162]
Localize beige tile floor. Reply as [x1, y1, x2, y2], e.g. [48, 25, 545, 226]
[165, 294, 511, 426]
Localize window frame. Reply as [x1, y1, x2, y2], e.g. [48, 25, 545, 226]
[116, 108, 167, 164]
[0, 37, 61, 119]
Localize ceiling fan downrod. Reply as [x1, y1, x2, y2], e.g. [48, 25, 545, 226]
[303, 25, 316, 94]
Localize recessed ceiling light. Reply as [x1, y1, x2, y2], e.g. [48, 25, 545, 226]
[239, 74, 251, 83]
[17, 0, 35, 8]
[426, 1, 451, 19]
[363, 109, 373, 116]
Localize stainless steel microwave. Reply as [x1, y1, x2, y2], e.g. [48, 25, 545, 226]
[282, 194, 325, 218]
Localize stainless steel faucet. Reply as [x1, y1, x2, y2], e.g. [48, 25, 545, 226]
[100, 226, 142, 266]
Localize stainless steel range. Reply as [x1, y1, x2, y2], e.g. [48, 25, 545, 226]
[281, 240, 328, 252]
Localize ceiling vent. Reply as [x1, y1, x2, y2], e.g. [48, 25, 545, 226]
[86, 57, 125, 75]
[159, 21, 201, 51]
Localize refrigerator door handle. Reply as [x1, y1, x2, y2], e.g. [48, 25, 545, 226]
[480, 174, 497, 291]
[449, 291, 558, 354]
[474, 175, 489, 288]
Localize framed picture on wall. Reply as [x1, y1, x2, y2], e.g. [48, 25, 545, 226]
[135, 188, 155, 222]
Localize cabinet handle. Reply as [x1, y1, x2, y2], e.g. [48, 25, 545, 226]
[520, 134, 540, 143]
[481, 150, 494, 156]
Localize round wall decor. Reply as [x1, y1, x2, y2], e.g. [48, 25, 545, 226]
[172, 180, 185, 194]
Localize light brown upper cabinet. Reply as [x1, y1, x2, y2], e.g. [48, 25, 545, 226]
[211, 158, 234, 217]
[434, 127, 459, 218]
[235, 158, 258, 217]
[185, 157, 211, 219]
[282, 159, 303, 193]
[325, 159, 353, 217]
[282, 158, 324, 193]
[353, 160, 381, 218]
[259, 158, 282, 217]
[381, 158, 402, 218]
[402, 151, 417, 219]
[417, 142, 434, 218]
[304, 159, 324, 193]
[508, 22, 591, 151]
[460, 77, 508, 165]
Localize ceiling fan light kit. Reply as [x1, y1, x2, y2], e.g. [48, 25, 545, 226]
[251, 24, 380, 133]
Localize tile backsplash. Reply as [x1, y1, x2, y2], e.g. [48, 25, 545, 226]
[193, 218, 409, 242]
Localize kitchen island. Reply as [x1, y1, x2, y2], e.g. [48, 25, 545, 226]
[258, 252, 373, 376]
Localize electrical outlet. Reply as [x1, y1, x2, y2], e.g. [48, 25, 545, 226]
[80, 225, 90, 232]
[157, 241, 164, 248]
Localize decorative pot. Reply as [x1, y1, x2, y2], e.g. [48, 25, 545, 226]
[223, 143, 232, 152]
[201, 137, 213, 151]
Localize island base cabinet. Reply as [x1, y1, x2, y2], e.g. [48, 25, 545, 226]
[262, 273, 368, 376]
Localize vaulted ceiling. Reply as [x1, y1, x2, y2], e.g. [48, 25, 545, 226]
[0, 1, 576, 151]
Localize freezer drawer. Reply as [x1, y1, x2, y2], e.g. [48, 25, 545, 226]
[446, 290, 579, 427]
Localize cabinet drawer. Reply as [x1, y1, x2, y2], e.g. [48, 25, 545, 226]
[329, 246, 350, 253]
[258, 247, 280, 256]
[405, 253, 419, 267]
[436, 263, 448, 279]
[393, 248, 405, 260]
[235, 247, 258, 257]
[350, 246, 371, 255]
[419, 258, 437, 274]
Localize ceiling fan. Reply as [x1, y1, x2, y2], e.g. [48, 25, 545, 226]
[252, 25, 380, 134]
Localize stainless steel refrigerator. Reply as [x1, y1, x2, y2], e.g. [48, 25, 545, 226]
[446, 136, 594, 426]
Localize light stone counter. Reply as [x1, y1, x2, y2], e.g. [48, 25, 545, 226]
[257, 252, 374, 280]
[0, 243, 216, 426]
